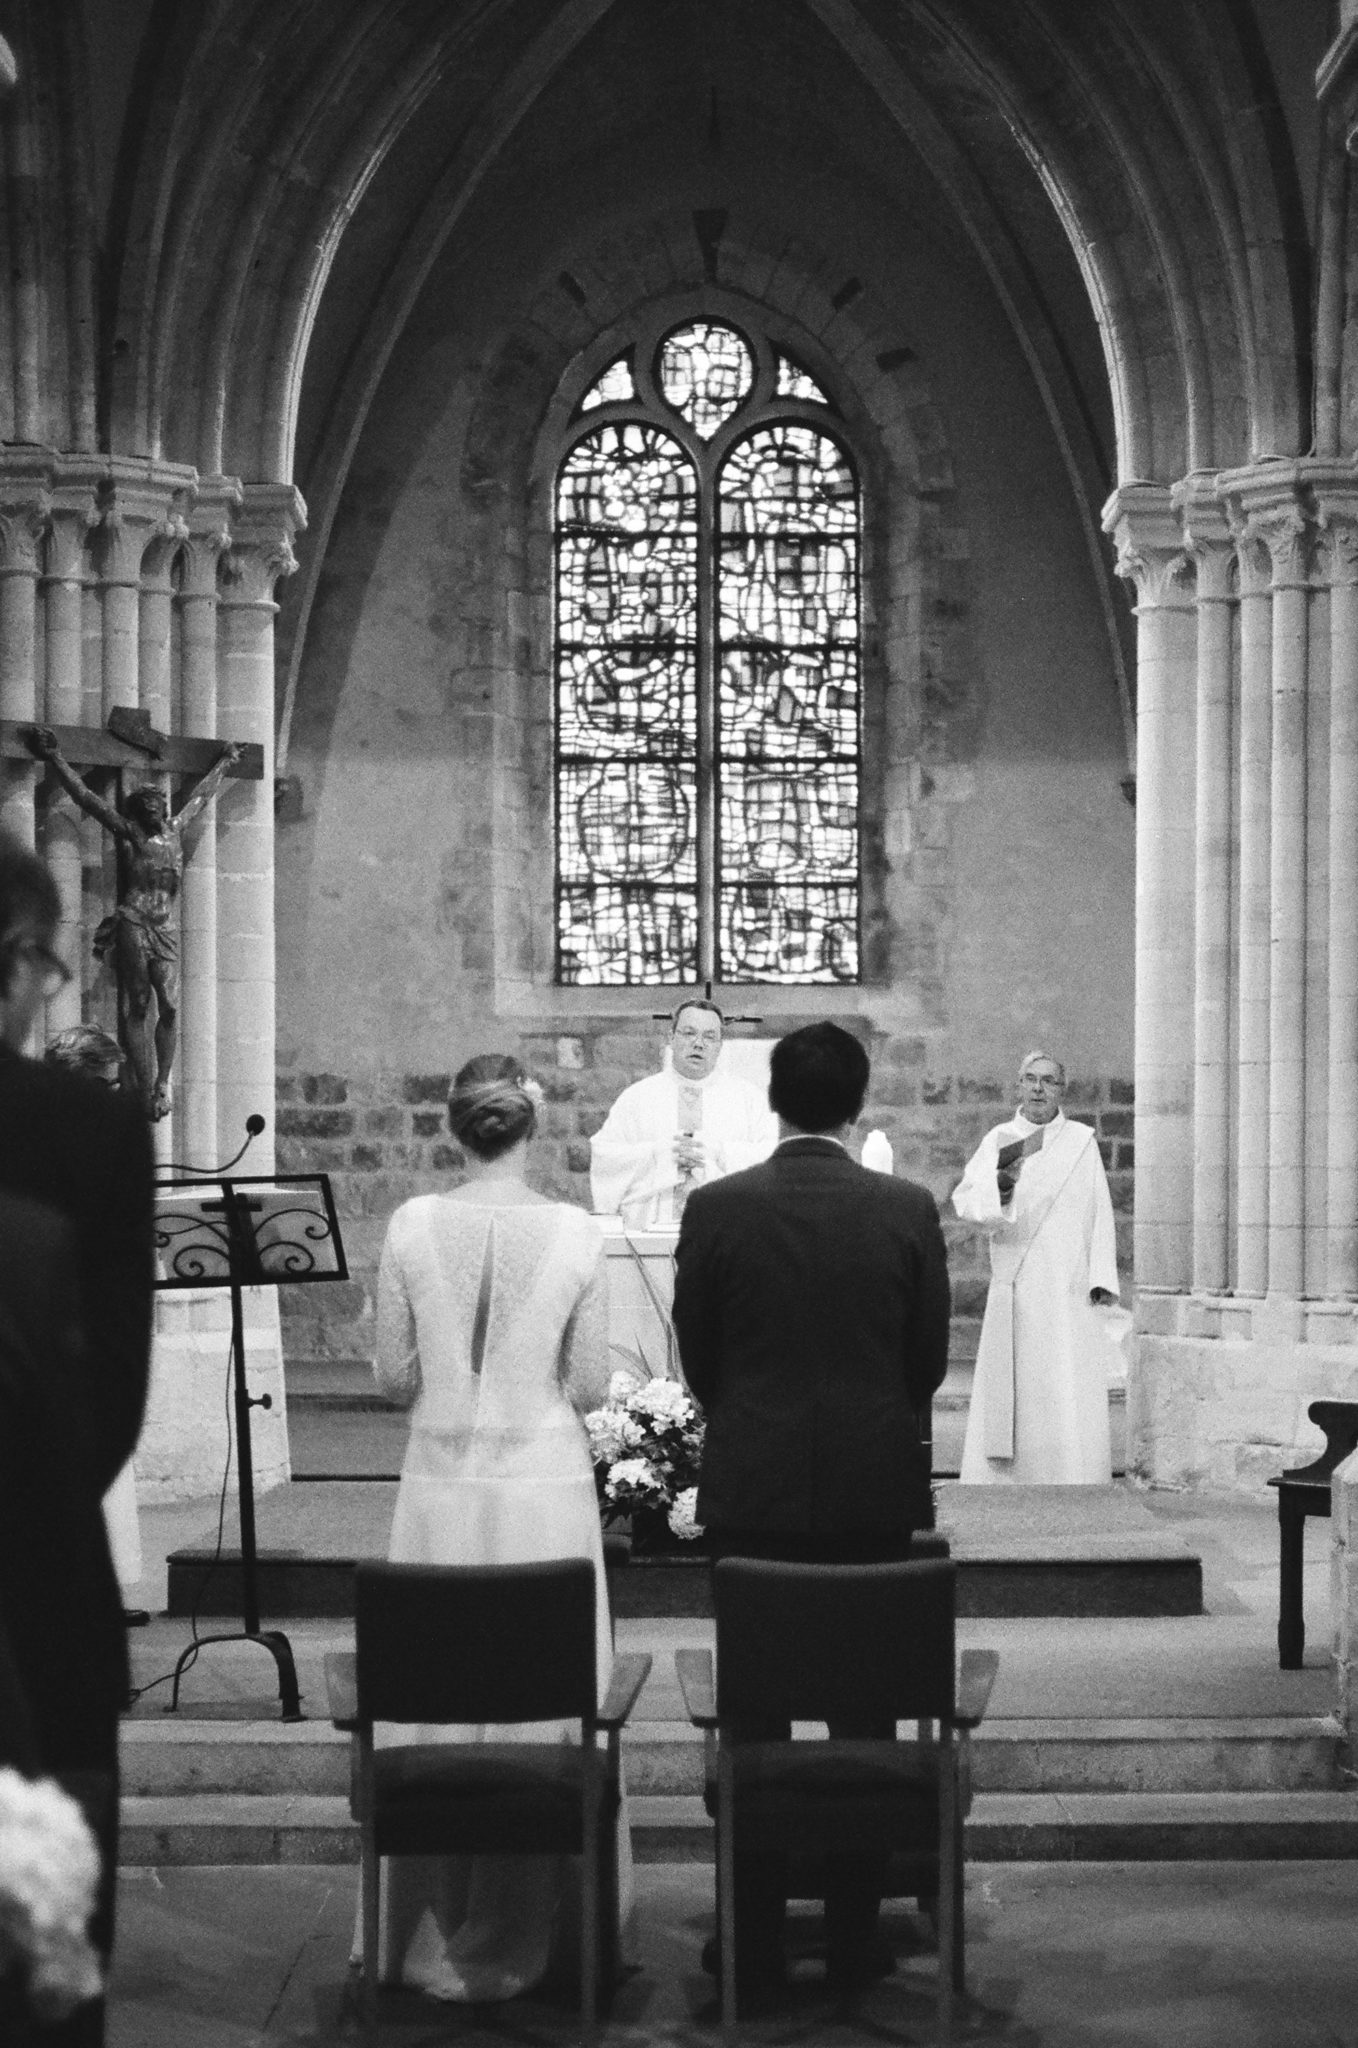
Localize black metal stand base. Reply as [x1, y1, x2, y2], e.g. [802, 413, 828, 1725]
[168, 1626, 303, 1721]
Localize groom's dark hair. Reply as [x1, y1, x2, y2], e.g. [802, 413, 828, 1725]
[768, 1023, 869, 1133]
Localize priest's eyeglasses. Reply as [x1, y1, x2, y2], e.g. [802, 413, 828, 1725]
[674, 1025, 721, 1045]
[15, 939, 72, 996]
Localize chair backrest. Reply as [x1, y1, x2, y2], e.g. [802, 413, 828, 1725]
[354, 1559, 597, 1727]
[714, 1557, 956, 1724]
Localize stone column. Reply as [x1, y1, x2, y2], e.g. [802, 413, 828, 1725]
[215, 485, 302, 1167]
[1179, 491, 1235, 1293]
[41, 480, 97, 1034]
[1321, 508, 1358, 1296]
[176, 493, 237, 1167]
[1256, 503, 1311, 1298]
[1233, 531, 1274, 1295]
[1105, 486, 1197, 1291]
[0, 460, 51, 850]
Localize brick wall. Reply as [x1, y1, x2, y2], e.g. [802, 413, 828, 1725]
[276, 1039, 1133, 1374]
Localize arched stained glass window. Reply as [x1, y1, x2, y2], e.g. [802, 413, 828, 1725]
[555, 318, 860, 985]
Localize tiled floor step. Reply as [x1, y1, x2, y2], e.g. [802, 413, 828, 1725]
[120, 1714, 1348, 1801]
[118, 1786, 1358, 1869]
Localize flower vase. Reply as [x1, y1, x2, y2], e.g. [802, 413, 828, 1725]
[628, 1506, 679, 1556]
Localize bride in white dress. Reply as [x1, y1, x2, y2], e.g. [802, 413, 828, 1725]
[363, 1054, 626, 2003]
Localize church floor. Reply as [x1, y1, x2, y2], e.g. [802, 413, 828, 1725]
[108, 1857, 1358, 2045]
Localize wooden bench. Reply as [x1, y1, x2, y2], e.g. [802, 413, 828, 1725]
[1267, 1400, 1358, 1668]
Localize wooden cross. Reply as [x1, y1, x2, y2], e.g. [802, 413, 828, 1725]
[0, 708, 263, 787]
[653, 981, 763, 1028]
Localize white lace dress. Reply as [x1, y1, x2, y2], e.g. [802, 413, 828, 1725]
[362, 1192, 624, 2002]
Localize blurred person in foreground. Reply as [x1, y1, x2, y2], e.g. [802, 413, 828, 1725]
[673, 1022, 951, 2007]
[360, 1052, 628, 2002]
[42, 1028, 145, 1624]
[0, 831, 155, 2044]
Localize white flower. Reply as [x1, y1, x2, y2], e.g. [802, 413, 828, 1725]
[0, 1768, 103, 2021]
[616, 1414, 646, 1449]
[520, 1076, 545, 1106]
[606, 1457, 662, 1501]
[609, 1366, 646, 1403]
[629, 1377, 693, 1424]
[584, 1409, 625, 1465]
[667, 1487, 703, 1540]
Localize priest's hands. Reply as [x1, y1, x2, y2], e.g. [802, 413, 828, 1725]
[673, 1132, 705, 1175]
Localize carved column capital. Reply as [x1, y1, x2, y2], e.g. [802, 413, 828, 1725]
[1251, 505, 1311, 590]
[0, 497, 50, 579]
[42, 485, 100, 585]
[1316, 495, 1358, 586]
[219, 483, 306, 609]
[1103, 483, 1192, 606]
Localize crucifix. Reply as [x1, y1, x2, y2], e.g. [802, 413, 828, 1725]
[1, 711, 263, 1120]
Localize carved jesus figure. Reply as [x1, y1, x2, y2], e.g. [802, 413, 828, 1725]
[25, 725, 242, 1120]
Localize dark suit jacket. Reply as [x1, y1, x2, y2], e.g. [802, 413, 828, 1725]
[0, 1046, 153, 1495]
[0, 1188, 128, 1776]
[673, 1137, 951, 1536]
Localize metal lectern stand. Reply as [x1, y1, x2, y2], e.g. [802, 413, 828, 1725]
[153, 1172, 348, 1721]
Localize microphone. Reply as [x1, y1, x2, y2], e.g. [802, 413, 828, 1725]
[162, 1115, 267, 1178]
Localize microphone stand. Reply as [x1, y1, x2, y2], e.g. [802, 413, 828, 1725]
[158, 1121, 303, 1722]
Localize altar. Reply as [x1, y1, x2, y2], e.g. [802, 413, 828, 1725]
[601, 1217, 679, 1381]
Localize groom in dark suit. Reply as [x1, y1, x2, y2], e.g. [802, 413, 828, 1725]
[673, 1021, 951, 2001]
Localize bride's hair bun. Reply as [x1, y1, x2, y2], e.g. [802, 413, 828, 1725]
[448, 1053, 538, 1160]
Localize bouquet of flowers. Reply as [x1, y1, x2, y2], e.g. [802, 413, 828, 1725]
[0, 1768, 103, 2023]
[585, 1370, 705, 1542]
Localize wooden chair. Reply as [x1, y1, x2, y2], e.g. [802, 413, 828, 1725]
[1268, 1400, 1358, 1668]
[676, 1556, 997, 2045]
[325, 1558, 651, 2044]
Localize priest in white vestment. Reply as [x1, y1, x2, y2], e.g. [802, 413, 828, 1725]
[589, 999, 776, 1227]
[953, 1050, 1120, 1484]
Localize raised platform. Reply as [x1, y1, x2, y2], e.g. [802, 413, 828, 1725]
[166, 1481, 1202, 1620]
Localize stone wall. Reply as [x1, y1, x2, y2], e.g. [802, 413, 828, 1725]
[276, 1039, 1133, 1375]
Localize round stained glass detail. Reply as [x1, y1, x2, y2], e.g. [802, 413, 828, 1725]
[657, 321, 754, 438]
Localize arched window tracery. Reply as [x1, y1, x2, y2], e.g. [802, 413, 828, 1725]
[554, 317, 860, 986]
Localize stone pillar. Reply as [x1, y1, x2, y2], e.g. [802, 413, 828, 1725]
[1105, 486, 1197, 1291]
[1257, 504, 1311, 1298]
[1321, 509, 1358, 1296]
[1233, 531, 1274, 1295]
[176, 493, 237, 1168]
[215, 485, 301, 1171]
[1179, 492, 1234, 1293]
[41, 482, 97, 1035]
[0, 461, 50, 851]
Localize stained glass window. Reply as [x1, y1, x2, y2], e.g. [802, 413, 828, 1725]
[775, 353, 831, 405]
[658, 322, 754, 439]
[556, 321, 860, 985]
[579, 353, 636, 410]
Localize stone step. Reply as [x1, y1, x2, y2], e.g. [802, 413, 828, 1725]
[118, 1785, 1358, 1869]
[119, 1714, 1347, 1801]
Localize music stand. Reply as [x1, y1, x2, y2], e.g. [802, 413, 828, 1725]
[154, 1173, 348, 1720]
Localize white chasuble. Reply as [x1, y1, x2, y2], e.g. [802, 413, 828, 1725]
[589, 1068, 776, 1228]
[952, 1110, 1119, 1485]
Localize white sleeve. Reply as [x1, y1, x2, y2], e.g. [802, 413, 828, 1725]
[1086, 1145, 1121, 1297]
[589, 1081, 679, 1217]
[951, 1128, 1007, 1228]
[560, 1228, 612, 1414]
[708, 1084, 778, 1175]
[374, 1212, 420, 1408]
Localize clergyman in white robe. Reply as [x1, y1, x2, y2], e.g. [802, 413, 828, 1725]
[589, 1065, 776, 1227]
[953, 1107, 1119, 1484]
